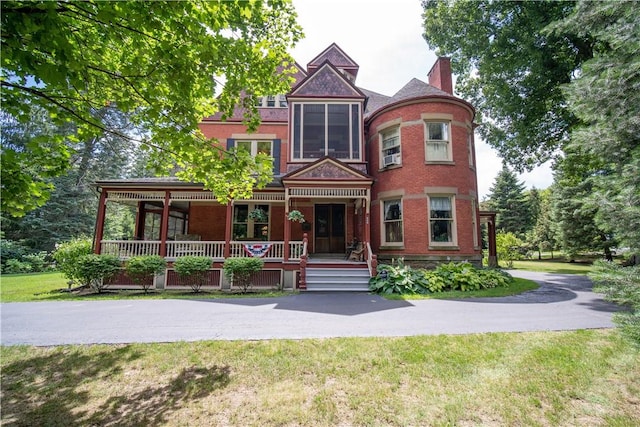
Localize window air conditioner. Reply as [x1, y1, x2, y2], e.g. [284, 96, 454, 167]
[383, 153, 401, 167]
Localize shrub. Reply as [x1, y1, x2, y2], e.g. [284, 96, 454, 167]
[369, 260, 428, 294]
[223, 257, 264, 293]
[22, 252, 50, 272]
[4, 259, 33, 274]
[496, 232, 524, 267]
[1, 240, 51, 274]
[590, 260, 640, 347]
[125, 255, 167, 293]
[369, 261, 513, 295]
[76, 254, 121, 293]
[173, 256, 213, 293]
[52, 238, 93, 284]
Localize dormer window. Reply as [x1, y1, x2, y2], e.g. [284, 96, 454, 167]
[255, 95, 287, 108]
[291, 102, 361, 161]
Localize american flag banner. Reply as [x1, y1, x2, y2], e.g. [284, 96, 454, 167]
[243, 243, 272, 258]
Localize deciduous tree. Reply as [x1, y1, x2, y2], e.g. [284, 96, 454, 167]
[422, 0, 591, 170]
[1, 0, 302, 216]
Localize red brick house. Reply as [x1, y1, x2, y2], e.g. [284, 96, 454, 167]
[94, 43, 487, 291]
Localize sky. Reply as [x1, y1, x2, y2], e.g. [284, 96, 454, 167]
[290, 0, 554, 200]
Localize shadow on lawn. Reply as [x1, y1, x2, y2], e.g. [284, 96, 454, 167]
[1, 346, 230, 426]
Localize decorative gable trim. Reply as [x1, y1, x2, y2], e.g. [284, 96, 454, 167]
[289, 61, 366, 99]
[282, 157, 372, 183]
[307, 42, 359, 73]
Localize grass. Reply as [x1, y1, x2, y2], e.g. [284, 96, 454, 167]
[508, 259, 593, 274]
[0, 271, 291, 303]
[385, 277, 539, 300]
[2, 272, 540, 303]
[2, 329, 638, 426]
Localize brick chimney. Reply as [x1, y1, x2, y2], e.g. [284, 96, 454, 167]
[427, 57, 453, 95]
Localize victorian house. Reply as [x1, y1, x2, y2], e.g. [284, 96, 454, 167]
[94, 43, 491, 291]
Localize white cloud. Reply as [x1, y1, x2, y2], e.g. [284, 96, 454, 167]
[290, 0, 554, 198]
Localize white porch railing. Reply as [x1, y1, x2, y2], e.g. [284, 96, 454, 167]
[100, 240, 162, 259]
[166, 241, 226, 260]
[100, 240, 303, 261]
[289, 241, 304, 260]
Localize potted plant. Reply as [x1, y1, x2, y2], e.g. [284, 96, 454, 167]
[248, 208, 268, 222]
[287, 210, 305, 223]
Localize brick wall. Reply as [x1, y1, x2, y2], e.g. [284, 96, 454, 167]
[368, 98, 480, 261]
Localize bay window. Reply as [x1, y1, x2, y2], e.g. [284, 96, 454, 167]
[292, 102, 361, 160]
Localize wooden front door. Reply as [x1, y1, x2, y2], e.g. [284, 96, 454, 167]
[314, 204, 345, 253]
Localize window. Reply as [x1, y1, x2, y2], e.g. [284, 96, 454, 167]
[236, 140, 272, 157]
[233, 204, 270, 240]
[255, 95, 287, 108]
[292, 102, 361, 160]
[471, 198, 478, 247]
[380, 126, 401, 167]
[383, 199, 403, 244]
[429, 196, 455, 244]
[425, 122, 450, 161]
[468, 132, 474, 167]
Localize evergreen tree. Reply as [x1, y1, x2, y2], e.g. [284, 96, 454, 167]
[527, 188, 559, 259]
[486, 164, 532, 237]
[552, 165, 614, 261]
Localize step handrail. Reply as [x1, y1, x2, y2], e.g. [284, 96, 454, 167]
[365, 241, 377, 277]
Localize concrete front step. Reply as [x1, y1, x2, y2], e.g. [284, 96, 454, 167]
[305, 267, 371, 292]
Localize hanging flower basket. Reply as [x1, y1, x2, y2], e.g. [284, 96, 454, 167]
[287, 210, 305, 223]
[248, 208, 268, 222]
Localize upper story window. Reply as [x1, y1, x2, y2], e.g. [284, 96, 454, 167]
[380, 126, 401, 168]
[292, 102, 361, 161]
[255, 95, 287, 108]
[236, 140, 272, 157]
[425, 122, 451, 162]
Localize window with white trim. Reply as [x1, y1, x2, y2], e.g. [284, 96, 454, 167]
[382, 199, 403, 244]
[429, 196, 456, 244]
[291, 102, 361, 160]
[236, 140, 272, 157]
[255, 95, 287, 108]
[425, 122, 451, 161]
[232, 204, 270, 240]
[380, 126, 401, 167]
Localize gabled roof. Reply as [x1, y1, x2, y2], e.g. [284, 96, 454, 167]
[282, 157, 372, 183]
[289, 61, 366, 99]
[307, 42, 359, 77]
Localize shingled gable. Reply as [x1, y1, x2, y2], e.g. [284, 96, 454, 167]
[282, 157, 372, 182]
[307, 42, 359, 78]
[289, 60, 366, 99]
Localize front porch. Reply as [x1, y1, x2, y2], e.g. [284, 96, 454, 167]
[94, 175, 377, 291]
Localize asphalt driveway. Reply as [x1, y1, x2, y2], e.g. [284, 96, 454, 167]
[0, 271, 620, 346]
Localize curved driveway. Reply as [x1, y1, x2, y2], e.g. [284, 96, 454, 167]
[0, 271, 620, 346]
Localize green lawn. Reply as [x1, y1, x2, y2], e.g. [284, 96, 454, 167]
[508, 259, 593, 274]
[2, 330, 638, 426]
[0, 272, 290, 303]
[2, 272, 539, 302]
